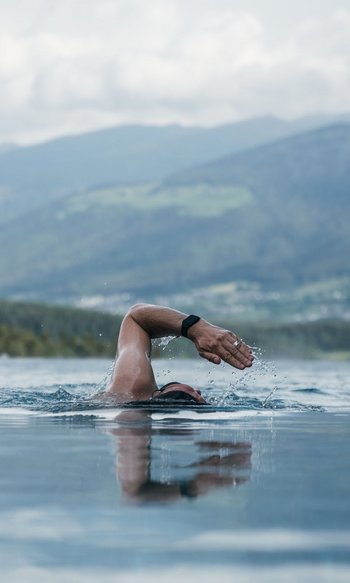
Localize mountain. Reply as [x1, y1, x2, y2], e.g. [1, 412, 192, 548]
[0, 123, 349, 301]
[161, 123, 350, 287]
[0, 114, 347, 226]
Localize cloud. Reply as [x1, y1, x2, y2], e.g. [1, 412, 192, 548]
[0, 0, 349, 144]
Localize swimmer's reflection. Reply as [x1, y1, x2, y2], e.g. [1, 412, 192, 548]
[110, 411, 252, 504]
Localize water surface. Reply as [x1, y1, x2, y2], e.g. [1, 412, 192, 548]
[0, 357, 349, 582]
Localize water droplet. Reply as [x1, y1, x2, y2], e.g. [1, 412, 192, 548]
[158, 336, 176, 349]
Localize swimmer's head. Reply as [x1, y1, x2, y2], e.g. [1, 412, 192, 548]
[152, 382, 206, 405]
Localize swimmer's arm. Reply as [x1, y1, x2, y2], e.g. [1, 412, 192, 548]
[129, 303, 253, 370]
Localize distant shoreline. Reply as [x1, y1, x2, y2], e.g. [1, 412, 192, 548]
[1, 300, 349, 360]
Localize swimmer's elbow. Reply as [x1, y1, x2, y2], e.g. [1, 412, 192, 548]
[127, 303, 153, 322]
[128, 302, 150, 313]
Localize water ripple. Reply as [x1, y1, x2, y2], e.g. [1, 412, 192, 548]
[0, 385, 325, 415]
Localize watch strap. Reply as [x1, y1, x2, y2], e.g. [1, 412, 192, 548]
[181, 314, 200, 338]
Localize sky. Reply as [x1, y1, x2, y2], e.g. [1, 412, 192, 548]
[1, 0, 350, 145]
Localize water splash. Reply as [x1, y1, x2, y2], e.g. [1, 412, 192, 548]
[209, 344, 281, 407]
[0, 346, 329, 414]
[0, 381, 325, 415]
[91, 361, 115, 396]
[0, 385, 92, 413]
[157, 336, 177, 349]
[262, 386, 279, 407]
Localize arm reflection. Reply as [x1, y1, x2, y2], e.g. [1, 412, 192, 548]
[110, 411, 252, 504]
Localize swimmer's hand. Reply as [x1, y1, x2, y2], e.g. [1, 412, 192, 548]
[187, 320, 254, 369]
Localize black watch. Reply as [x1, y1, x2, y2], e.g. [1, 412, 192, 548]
[181, 314, 201, 338]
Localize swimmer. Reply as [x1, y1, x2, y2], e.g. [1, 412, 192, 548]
[101, 303, 254, 404]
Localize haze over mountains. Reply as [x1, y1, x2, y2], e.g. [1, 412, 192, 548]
[1, 113, 349, 225]
[0, 114, 349, 313]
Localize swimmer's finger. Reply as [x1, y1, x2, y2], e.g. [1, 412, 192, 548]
[222, 338, 253, 367]
[201, 349, 247, 370]
[198, 350, 221, 365]
[219, 351, 247, 369]
[214, 341, 252, 369]
[229, 337, 253, 358]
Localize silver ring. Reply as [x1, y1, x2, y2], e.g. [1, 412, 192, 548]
[234, 339, 242, 349]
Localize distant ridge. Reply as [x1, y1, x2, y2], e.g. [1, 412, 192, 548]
[165, 122, 350, 188]
[0, 114, 348, 226]
[0, 122, 349, 300]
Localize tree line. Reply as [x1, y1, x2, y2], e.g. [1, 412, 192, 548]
[0, 300, 349, 359]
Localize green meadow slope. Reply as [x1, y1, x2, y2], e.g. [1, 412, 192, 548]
[0, 123, 349, 300]
[0, 114, 347, 224]
[0, 117, 292, 225]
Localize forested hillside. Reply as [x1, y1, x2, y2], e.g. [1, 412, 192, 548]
[0, 301, 120, 357]
[0, 117, 292, 225]
[0, 301, 349, 359]
[0, 123, 349, 300]
[0, 114, 346, 225]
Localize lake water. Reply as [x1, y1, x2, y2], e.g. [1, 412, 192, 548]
[0, 356, 349, 582]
